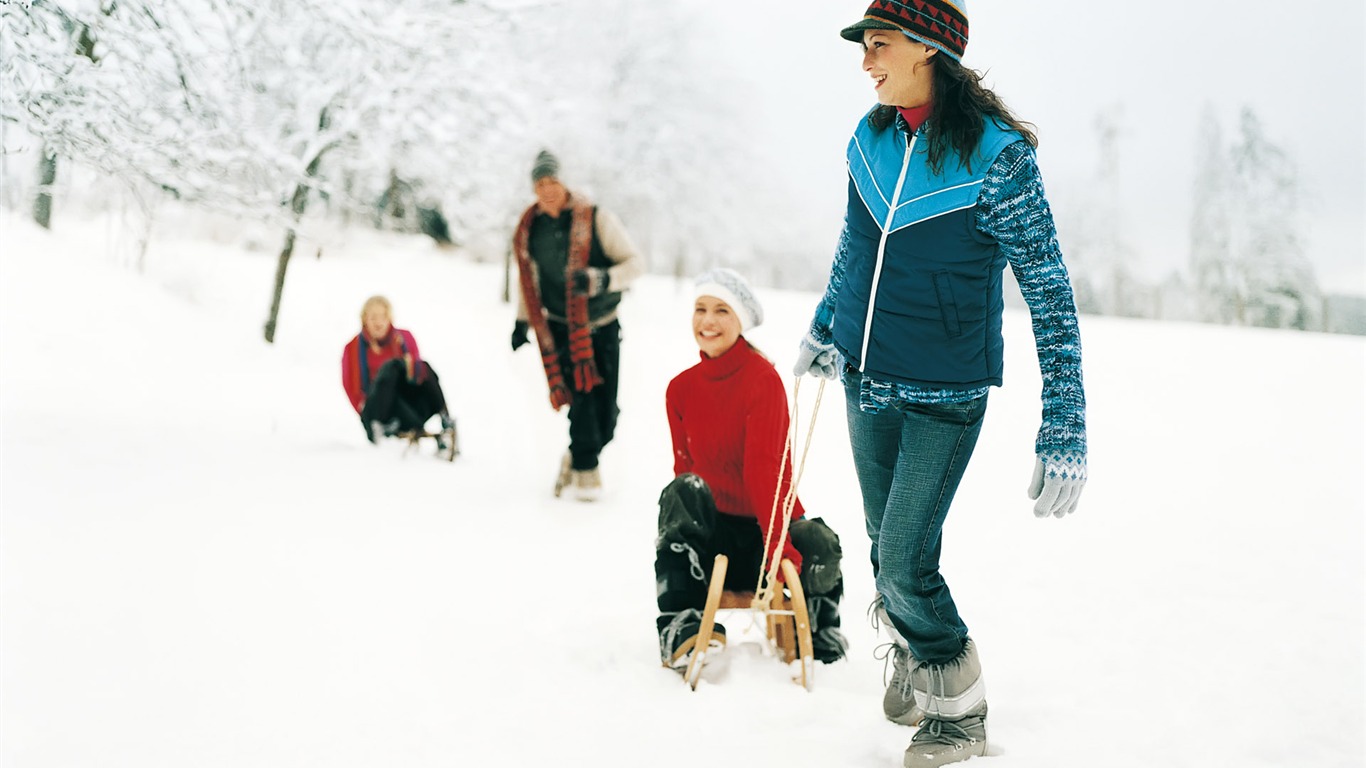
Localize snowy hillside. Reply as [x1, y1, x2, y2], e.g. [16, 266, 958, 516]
[1, 212, 1362, 768]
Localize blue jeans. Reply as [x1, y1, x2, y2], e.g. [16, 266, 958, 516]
[844, 371, 988, 664]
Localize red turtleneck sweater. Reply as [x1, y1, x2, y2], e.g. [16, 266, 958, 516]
[666, 336, 804, 571]
[897, 102, 932, 133]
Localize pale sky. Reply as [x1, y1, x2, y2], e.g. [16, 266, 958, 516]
[690, 0, 1366, 293]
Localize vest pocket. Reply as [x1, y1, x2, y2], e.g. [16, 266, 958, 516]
[933, 271, 963, 338]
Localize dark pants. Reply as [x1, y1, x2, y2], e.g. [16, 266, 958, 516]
[549, 319, 621, 471]
[359, 359, 448, 433]
[654, 474, 843, 634]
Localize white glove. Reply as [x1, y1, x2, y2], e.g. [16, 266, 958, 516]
[793, 334, 839, 380]
[1027, 451, 1086, 518]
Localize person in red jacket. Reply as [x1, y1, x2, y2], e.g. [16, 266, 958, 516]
[656, 268, 847, 671]
[341, 295, 454, 445]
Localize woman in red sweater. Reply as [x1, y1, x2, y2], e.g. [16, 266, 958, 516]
[656, 268, 847, 671]
[341, 295, 454, 445]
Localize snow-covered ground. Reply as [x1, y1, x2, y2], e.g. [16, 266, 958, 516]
[2, 211, 1362, 768]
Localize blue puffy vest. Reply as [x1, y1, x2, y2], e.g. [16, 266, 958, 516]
[833, 115, 1020, 388]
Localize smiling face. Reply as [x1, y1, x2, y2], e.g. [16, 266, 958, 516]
[362, 303, 392, 340]
[861, 29, 937, 108]
[534, 177, 569, 216]
[692, 295, 742, 359]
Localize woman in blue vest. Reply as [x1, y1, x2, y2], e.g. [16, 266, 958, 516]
[793, 2, 1088, 765]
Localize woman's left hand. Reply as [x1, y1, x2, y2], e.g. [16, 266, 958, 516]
[1027, 452, 1086, 518]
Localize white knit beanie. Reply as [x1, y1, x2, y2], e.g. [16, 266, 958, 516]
[694, 268, 764, 333]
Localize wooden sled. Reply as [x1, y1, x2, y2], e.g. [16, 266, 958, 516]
[683, 554, 814, 691]
[397, 424, 459, 462]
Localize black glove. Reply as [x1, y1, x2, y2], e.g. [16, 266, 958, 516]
[511, 320, 530, 351]
[569, 267, 608, 298]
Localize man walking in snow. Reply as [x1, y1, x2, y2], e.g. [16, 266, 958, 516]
[510, 149, 642, 501]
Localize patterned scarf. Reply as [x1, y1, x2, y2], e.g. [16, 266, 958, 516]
[513, 194, 603, 411]
[357, 330, 413, 390]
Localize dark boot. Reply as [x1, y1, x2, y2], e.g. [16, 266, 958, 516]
[658, 608, 726, 670]
[790, 516, 842, 596]
[806, 579, 848, 663]
[791, 517, 846, 663]
[657, 474, 716, 545]
[655, 474, 720, 665]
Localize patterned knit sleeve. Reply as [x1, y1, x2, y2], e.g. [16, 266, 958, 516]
[976, 141, 1087, 456]
[807, 214, 853, 345]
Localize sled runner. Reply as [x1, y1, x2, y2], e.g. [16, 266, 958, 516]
[682, 553, 814, 692]
[553, 452, 573, 497]
[397, 425, 459, 462]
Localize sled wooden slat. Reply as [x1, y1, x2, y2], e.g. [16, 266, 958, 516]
[684, 553, 812, 691]
[782, 558, 813, 691]
[397, 428, 459, 462]
[685, 555, 730, 689]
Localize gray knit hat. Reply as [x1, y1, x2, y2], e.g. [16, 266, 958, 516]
[531, 149, 560, 183]
[694, 268, 764, 333]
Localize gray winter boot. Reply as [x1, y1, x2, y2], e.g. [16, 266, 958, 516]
[870, 595, 925, 726]
[903, 639, 988, 767]
[905, 703, 987, 767]
[574, 467, 602, 502]
[880, 642, 925, 726]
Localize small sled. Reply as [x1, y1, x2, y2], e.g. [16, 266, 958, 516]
[682, 553, 814, 692]
[397, 423, 459, 462]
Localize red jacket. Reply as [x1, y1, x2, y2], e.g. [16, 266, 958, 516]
[341, 327, 424, 413]
[666, 336, 804, 572]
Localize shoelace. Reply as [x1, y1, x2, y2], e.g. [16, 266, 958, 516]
[867, 594, 885, 631]
[911, 663, 982, 747]
[926, 663, 946, 719]
[805, 596, 848, 654]
[658, 608, 702, 665]
[807, 594, 838, 625]
[911, 714, 977, 747]
[869, 595, 914, 698]
[668, 541, 705, 581]
[872, 642, 914, 698]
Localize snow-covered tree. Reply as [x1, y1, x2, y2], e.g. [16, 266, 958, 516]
[1189, 104, 1235, 324]
[1188, 105, 1320, 330]
[1, 0, 106, 229]
[3, 0, 525, 339]
[1227, 108, 1319, 330]
[508, 0, 771, 280]
[1055, 104, 1140, 317]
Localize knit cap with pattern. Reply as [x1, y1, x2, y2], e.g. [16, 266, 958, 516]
[839, 0, 969, 61]
[694, 268, 764, 333]
[531, 149, 560, 183]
